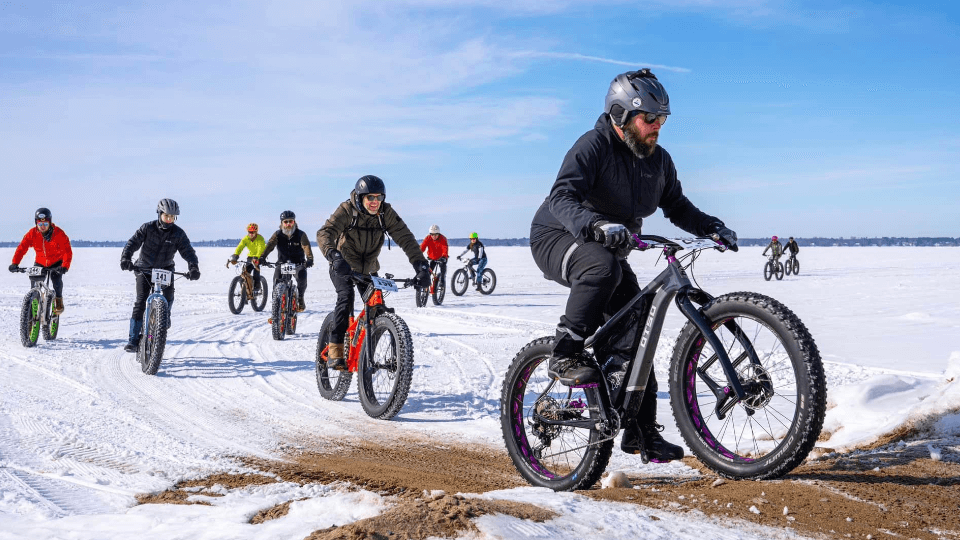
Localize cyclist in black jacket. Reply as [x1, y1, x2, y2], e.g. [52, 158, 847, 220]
[120, 199, 200, 352]
[784, 237, 799, 256]
[530, 69, 738, 462]
[260, 210, 314, 311]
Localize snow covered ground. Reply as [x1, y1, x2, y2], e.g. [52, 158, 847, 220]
[1, 245, 958, 539]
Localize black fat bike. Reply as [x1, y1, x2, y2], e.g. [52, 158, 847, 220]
[784, 253, 800, 276]
[763, 254, 784, 281]
[131, 268, 188, 375]
[15, 266, 63, 347]
[451, 257, 496, 296]
[226, 258, 268, 314]
[315, 273, 417, 420]
[262, 262, 305, 340]
[415, 259, 446, 307]
[500, 235, 826, 491]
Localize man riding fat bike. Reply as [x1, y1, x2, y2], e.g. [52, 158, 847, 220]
[260, 211, 314, 312]
[9, 208, 73, 315]
[420, 224, 449, 284]
[529, 68, 738, 462]
[316, 175, 430, 371]
[120, 199, 200, 352]
[228, 223, 266, 293]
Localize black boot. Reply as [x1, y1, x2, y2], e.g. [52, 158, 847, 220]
[124, 318, 143, 353]
[621, 420, 684, 463]
[547, 328, 599, 386]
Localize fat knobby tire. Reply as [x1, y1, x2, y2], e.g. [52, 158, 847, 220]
[228, 276, 246, 314]
[42, 293, 59, 341]
[140, 299, 168, 375]
[668, 291, 826, 480]
[451, 269, 468, 296]
[315, 312, 353, 401]
[271, 285, 287, 340]
[500, 336, 613, 491]
[357, 313, 414, 420]
[479, 268, 497, 295]
[251, 276, 269, 312]
[19, 290, 41, 348]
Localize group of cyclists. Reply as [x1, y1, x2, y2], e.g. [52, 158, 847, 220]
[763, 235, 801, 263]
[8, 67, 783, 465]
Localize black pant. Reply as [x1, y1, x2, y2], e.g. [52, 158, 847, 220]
[273, 265, 307, 298]
[29, 262, 64, 297]
[531, 230, 658, 422]
[132, 271, 174, 320]
[243, 259, 261, 286]
[328, 265, 371, 344]
[429, 258, 447, 283]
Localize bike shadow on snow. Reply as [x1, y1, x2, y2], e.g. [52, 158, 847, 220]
[388, 389, 501, 423]
[153, 355, 312, 379]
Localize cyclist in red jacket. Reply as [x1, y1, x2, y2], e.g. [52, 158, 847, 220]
[9, 208, 73, 314]
[419, 224, 449, 284]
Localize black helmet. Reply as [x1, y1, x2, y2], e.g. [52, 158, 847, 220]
[353, 175, 386, 212]
[605, 69, 671, 127]
[35, 207, 52, 223]
[157, 198, 180, 216]
[280, 210, 296, 221]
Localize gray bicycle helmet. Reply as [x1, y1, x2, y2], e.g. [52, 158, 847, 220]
[156, 198, 179, 229]
[157, 198, 180, 216]
[353, 175, 386, 212]
[604, 68, 671, 127]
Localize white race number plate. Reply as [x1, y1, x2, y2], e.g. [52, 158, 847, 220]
[151, 269, 173, 286]
[370, 276, 398, 292]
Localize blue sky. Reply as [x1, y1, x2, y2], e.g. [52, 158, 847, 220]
[2, 0, 958, 241]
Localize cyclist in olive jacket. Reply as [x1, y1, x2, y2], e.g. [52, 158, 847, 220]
[120, 199, 200, 352]
[317, 175, 430, 371]
[260, 211, 314, 311]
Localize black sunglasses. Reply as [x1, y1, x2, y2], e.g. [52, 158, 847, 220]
[629, 110, 667, 125]
[364, 194, 385, 202]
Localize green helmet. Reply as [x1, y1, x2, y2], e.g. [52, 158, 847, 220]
[470, 232, 478, 239]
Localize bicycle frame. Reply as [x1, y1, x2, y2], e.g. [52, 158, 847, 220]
[22, 267, 55, 326]
[331, 273, 415, 372]
[536, 236, 759, 434]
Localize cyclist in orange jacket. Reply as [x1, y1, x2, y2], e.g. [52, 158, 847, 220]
[419, 224, 449, 284]
[9, 208, 73, 314]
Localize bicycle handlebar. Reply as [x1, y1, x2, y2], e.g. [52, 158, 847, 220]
[629, 234, 729, 253]
[349, 272, 417, 288]
[127, 267, 190, 278]
[14, 266, 65, 275]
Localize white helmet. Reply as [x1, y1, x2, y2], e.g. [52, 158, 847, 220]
[429, 224, 440, 234]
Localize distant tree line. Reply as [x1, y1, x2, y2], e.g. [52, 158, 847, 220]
[2, 237, 958, 248]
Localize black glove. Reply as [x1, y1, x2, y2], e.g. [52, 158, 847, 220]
[592, 220, 630, 248]
[59, 267, 68, 274]
[305, 258, 314, 268]
[439, 256, 447, 263]
[456, 255, 461, 261]
[329, 251, 351, 276]
[708, 222, 739, 252]
[120, 259, 133, 271]
[188, 266, 201, 281]
[414, 261, 431, 288]
[8, 264, 18, 273]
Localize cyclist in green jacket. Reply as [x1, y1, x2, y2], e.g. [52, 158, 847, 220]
[227, 223, 266, 294]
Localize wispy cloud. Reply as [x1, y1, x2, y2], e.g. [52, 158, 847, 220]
[510, 51, 691, 72]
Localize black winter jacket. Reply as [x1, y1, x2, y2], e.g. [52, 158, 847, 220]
[121, 221, 199, 270]
[532, 114, 720, 244]
[261, 227, 314, 264]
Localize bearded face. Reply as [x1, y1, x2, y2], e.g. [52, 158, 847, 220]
[622, 118, 659, 159]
